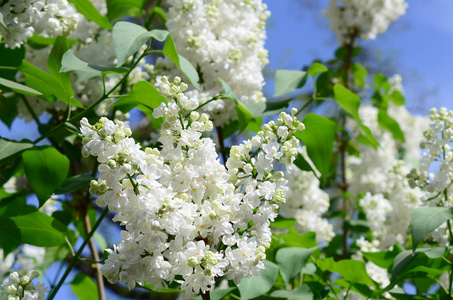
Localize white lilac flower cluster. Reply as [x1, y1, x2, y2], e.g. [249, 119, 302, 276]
[156, 0, 270, 125]
[324, 0, 408, 45]
[347, 85, 427, 249]
[15, 0, 148, 122]
[80, 76, 303, 298]
[0, 0, 78, 49]
[0, 271, 49, 300]
[408, 107, 453, 201]
[279, 167, 334, 244]
[359, 162, 422, 249]
[407, 107, 453, 246]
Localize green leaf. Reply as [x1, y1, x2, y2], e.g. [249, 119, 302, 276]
[333, 84, 379, 148]
[161, 37, 200, 89]
[61, 49, 128, 77]
[112, 22, 199, 88]
[0, 94, 18, 128]
[55, 175, 94, 195]
[270, 218, 296, 229]
[333, 260, 375, 286]
[271, 285, 313, 300]
[391, 248, 450, 283]
[48, 36, 74, 102]
[308, 62, 328, 78]
[411, 207, 453, 252]
[19, 61, 84, 108]
[115, 81, 167, 113]
[374, 73, 390, 92]
[0, 211, 69, 254]
[238, 260, 279, 300]
[0, 44, 25, 80]
[70, 273, 99, 300]
[245, 117, 263, 133]
[274, 70, 307, 97]
[68, 0, 112, 30]
[377, 108, 405, 142]
[362, 246, 402, 271]
[0, 12, 6, 28]
[352, 63, 368, 88]
[280, 228, 318, 248]
[0, 138, 33, 164]
[371, 247, 450, 297]
[276, 247, 316, 287]
[106, 0, 146, 22]
[113, 22, 167, 67]
[389, 90, 405, 106]
[0, 195, 36, 218]
[262, 99, 292, 116]
[295, 113, 336, 184]
[316, 257, 335, 272]
[219, 78, 253, 132]
[152, 6, 167, 23]
[27, 35, 78, 49]
[242, 102, 266, 118]
[22, 147, 70, 206]
[0, 77, 41, 96]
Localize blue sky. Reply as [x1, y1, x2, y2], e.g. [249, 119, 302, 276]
[264, 0, 453, 114]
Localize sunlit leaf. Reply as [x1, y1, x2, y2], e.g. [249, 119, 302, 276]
[22, 147, 69, 206]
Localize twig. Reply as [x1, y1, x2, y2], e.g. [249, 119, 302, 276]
[83, 210, 106, 300]
[47, 207, 109, 300]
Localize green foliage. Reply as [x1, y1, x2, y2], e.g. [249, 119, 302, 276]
[271, 285, 314, 299]
[274, 70, 307, 97]
[238, 260, 279, 300]
[19, 61, 84, 107]
[219, 78, 253, 132]
[377, 107, 405, 142]
[68, 0, 112, 30]
[295, 113, 336, 183]
[0, 211, 71, 255]
[70, 273, 100, 300]
[60, 49, 128, 79]
[0, 77, 41, 96]
[351, 63, 367, 88]
[106, 0, 146, 22]
[362, 245, 402, 271]
[0, 93, 17, 127]
[152, 6, 167, 23]
[262, 99, 292, 116]
[48, 37, 74, 102]
[276, 247, 316, 287]
[333, 84, 379, 147]
[411, 207, 453, 252]
[0, 44, 25, 81]
[333, 260, 376, 286]
[115, 81, 167, 113]
[22, 147, 70, 206]
[0, 12, 5, 28]
[112, 22, 200, 89]
[0, 138, 33, 164]
[55, 175, 94, 195]
[307, 62, 328, 78]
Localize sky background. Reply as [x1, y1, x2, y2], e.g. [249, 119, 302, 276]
[2, 0, 453, 298]
[264, 0, 453, 115]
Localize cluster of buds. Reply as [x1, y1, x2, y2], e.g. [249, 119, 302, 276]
[1, 271, 48, 300]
